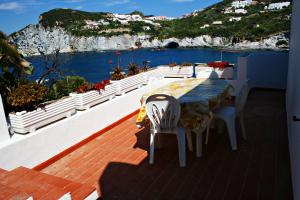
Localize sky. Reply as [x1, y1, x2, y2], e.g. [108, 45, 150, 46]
[0, 0, 221, 35]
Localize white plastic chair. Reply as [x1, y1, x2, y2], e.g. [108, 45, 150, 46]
[220, 67, 234, 79]
[205, 80, 250, 150]
[145, 94, 186, 167]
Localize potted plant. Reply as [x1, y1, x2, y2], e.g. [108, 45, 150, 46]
[111, 66, 125, 81]
[180, 62, 193, 67]
[207, 61, 230, 69]
[168, 62, 177, 68]
[8, 82, 76, 134]
[70, 79, 116, 110]
[127, 63, 140, 76]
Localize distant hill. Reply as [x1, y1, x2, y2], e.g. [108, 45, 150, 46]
[161, 0, 291, 41]
[33, 0, 291, 42]
[9, 0, 291, 56]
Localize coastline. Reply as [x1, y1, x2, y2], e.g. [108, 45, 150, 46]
[10, 24, 289, 57]
[25, 46, 289, 58]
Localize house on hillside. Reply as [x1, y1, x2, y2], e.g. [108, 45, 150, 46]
[84, 20, 99, 29]
[200, 24, 210, 29]
[143, 26, 151, 31]
[224, 7, 233, 14]
[212, 21, 223, 25]
[145, 16, 167, 21]
[265, 2, 290, 10]
[229, 17, 242, 22]
[231, 0, 251, 8]
[235, 8, 248, 14]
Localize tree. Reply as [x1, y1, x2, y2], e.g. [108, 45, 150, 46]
[0, 30, 34, 114]
[129, 10, 144, 17]
[0, 31, 33, 94]
[0, 31, 33, 78]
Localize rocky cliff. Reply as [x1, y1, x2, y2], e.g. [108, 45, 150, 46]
[10, 24, 288, 56]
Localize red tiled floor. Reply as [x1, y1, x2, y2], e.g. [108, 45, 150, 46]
[41, 89, 293, 200]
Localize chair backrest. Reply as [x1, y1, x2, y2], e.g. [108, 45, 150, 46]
[235, 80, 250, 113]
[208, 70, 219, 79]
[145, 94, 180, 132]
[220, 67, 234, 79]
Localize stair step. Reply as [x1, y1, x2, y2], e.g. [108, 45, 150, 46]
[0, 168, 8, 179]
[71, 184, 98, 200]
[7, 167, 96, 199]
[0, 183, 32, 200]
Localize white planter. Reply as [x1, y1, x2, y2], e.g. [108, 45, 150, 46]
[110, 80, 121, 84]
[70, 84, 116, 110]
[115, 73, 148, 95]
[9, 96, 76, 134]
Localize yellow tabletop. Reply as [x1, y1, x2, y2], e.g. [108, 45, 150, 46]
[136, 78, 233, 131]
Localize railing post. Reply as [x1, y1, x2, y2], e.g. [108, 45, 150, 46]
[236, 56, 248, 93]
[237, 56, 248, 83]
[0, 95, 10, 142]
[192, 63, 199, 78]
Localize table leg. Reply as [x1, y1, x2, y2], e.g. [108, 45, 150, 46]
[185, 128, 193, 151]
[195, 127, 205, 157]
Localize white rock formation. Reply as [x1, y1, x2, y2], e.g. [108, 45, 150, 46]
[10, 24, 289, 56]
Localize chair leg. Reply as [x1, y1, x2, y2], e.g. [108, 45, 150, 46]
[196, 128, 204, 157]
[225, 118, 237, 150]
[205, 119, 212, 144]
[149, 132, 156, 164]
[176, 128, 186, 167]
[217, 119, 224, 134]
[239, 113, 247, 140]
[185, 128, 193, 151]
[156, 134, 163, 149]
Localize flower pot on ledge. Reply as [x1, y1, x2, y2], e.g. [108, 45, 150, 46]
[9, 96, 76, 134]
[70, 84, 116, 111]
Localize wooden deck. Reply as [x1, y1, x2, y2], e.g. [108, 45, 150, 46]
[41, 89, 293, 200]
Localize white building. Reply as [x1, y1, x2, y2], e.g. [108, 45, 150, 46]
[98, 19, 109, 26]
[224, 7, 233, 14]
[145, 16, 167, 21]
[229, 17, 242, 22]
[231, 0, 250, 8]
[84, 20, 99, 29]
[235, 8, 248, 14]
[143, 26, 151, 31]
[200, 24, 210, 29]
[212, 21, 223, 25]
[265, 2, 290, 10]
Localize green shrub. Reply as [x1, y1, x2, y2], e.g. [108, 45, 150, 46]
[47, 76, 86, 100]
[76, 82, 95, 93]
[111, 66, 125, 80]
[127, 63, 140, 76]
[169, 62, 177, 67]
[181, 62, 193, 66]
[7, 82, 48, 112]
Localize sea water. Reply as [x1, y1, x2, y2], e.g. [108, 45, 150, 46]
[27, 48, 286, 83]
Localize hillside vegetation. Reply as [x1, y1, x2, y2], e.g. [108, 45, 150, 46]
[34, 0, 292, 41]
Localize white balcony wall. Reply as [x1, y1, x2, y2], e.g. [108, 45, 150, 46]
[0, 95, 10, 143]
[246, 52, 289, 89]
[0, 78, 178, 170]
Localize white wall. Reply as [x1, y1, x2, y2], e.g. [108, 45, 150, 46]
[0, 78, 178, 170]
[247, 53, 289, 89]
[287, 0, 300, 199]
[0, 95, 10, 143]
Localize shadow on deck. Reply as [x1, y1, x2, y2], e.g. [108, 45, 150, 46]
[42, 89, 293, 200]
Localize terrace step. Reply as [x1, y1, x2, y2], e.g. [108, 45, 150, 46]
[0, 183, 32, 200]
[0, 167, 97, 200]
[0, 168, 8, 178]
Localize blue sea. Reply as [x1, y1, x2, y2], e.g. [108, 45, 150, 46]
[27, 48, 286, 83]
